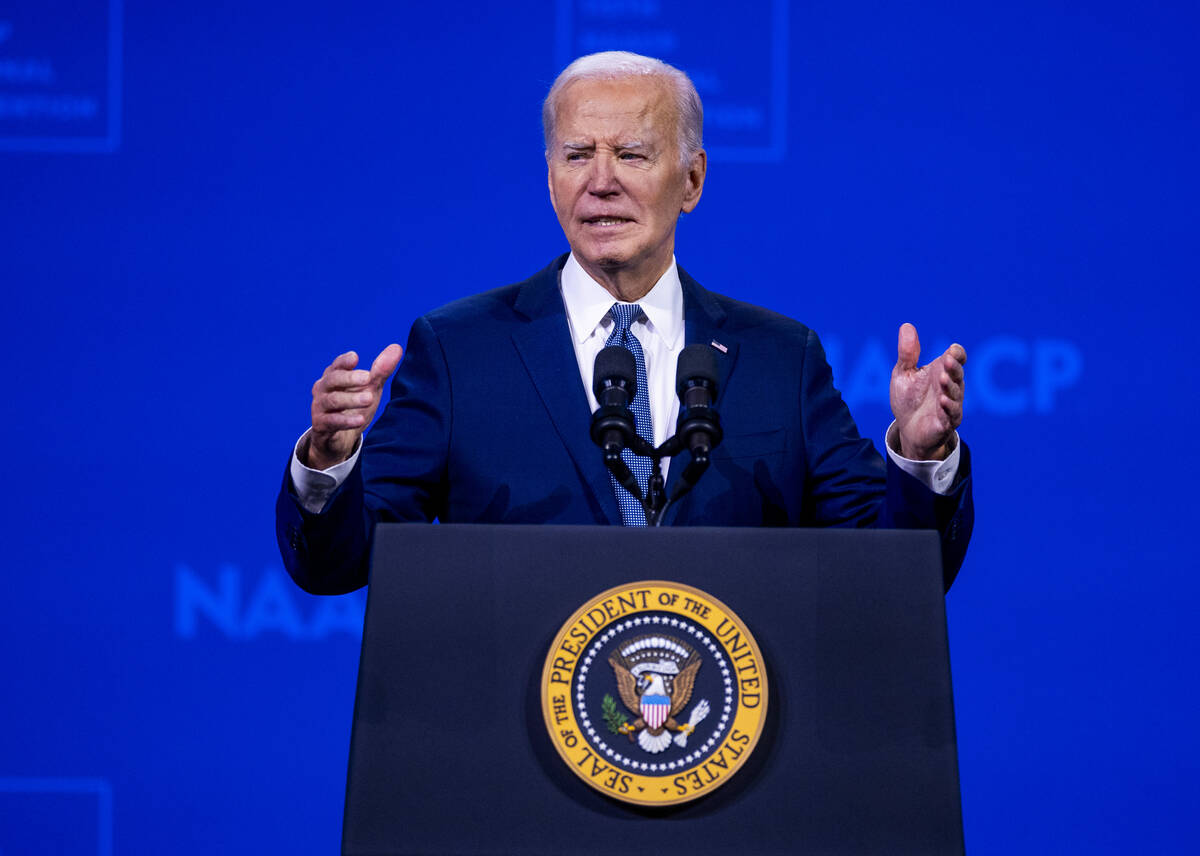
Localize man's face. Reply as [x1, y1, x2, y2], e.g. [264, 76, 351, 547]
[547, 76, 705, 290]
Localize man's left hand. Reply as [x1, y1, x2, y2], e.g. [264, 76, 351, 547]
[890, 323, 967, 461]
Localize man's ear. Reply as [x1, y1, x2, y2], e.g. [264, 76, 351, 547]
[680, 149, 707, 214]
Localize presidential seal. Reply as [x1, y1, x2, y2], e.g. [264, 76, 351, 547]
[540, 581, 768, 806]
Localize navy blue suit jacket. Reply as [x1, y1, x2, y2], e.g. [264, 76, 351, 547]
[276, 256, 972, 594]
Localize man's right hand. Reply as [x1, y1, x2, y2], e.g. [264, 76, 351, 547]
[304, 344, 403, 470]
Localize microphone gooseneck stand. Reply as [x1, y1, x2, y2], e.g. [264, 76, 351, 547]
[590, 344, 724, 527]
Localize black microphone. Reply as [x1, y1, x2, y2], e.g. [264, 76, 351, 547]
[589, 347, 644, 502]
[593, 346, 637, 409]
[674, 344, 723, 462]
[590, 346, 637, 453]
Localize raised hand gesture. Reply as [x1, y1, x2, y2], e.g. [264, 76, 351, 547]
[304, 344, 403, 470]
[890, 323, 966, 461]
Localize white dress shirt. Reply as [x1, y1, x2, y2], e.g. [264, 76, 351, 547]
[290, 253, 960, 513]
[560, 252, 683, 461]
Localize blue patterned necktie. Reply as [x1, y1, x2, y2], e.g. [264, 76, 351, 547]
[605, 303, 654, 526]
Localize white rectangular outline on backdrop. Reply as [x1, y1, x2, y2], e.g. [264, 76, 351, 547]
[0, 777, 112, 856]
[554, 0, 788, 162]
[0, 0, 122, 153]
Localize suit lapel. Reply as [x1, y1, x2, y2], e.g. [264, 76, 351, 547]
[511, 257, 623, 525]
[679, 268, 740, 409]
[662, 268, 741, 523]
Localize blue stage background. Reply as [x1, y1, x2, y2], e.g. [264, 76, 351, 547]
[2, 1, 1197, 852]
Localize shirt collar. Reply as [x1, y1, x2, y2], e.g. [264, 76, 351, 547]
[559, 253, 684, 350]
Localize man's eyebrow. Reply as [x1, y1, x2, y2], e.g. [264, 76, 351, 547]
[559, 140, 648, 152]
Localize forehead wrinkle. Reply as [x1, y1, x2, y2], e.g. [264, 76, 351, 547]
[571, 97, 661, 130]
[554, 79, 680, 154]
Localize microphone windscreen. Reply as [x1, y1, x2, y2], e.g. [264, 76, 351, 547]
[593, 346, 638, 399]
[675, 344, 719, 398]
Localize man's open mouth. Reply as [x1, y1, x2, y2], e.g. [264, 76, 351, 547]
[582, 217, 633, 226]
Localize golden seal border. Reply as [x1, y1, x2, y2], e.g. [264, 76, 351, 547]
[540, 579, 768, 806]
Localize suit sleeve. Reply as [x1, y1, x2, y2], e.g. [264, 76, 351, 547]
[274, 315, 451, 594]
[798, 329, 973, 590]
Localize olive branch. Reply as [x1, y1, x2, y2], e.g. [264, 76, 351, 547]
[601, 693, 629, 734]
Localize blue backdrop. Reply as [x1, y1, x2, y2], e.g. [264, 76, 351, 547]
[2, 1, 1197, 853]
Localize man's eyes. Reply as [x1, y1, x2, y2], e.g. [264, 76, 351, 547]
[562, 151, 647, 162]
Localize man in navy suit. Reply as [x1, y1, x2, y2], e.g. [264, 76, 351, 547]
[276, 52, 972, 595]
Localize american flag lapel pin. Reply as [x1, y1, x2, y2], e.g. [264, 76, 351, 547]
[710, 339, 728, 354]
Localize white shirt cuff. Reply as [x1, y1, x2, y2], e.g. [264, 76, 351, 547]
[289, 430, 362, 514]
[883, 422, 961, 496]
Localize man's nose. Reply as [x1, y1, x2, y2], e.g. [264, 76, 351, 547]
[586, 155, 620, 196]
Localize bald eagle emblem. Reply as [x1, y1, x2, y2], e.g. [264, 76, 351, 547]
[607, 634, 711, 754]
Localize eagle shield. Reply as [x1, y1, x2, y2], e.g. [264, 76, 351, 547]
[640, 694, 671, 729]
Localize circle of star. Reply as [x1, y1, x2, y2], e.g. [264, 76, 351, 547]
[574, 614, 735, 774]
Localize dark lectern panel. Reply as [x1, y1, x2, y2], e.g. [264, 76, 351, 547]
[345, 525, 961, 855]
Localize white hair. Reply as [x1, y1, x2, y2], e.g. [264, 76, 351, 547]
[542, 51, 704, 166]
